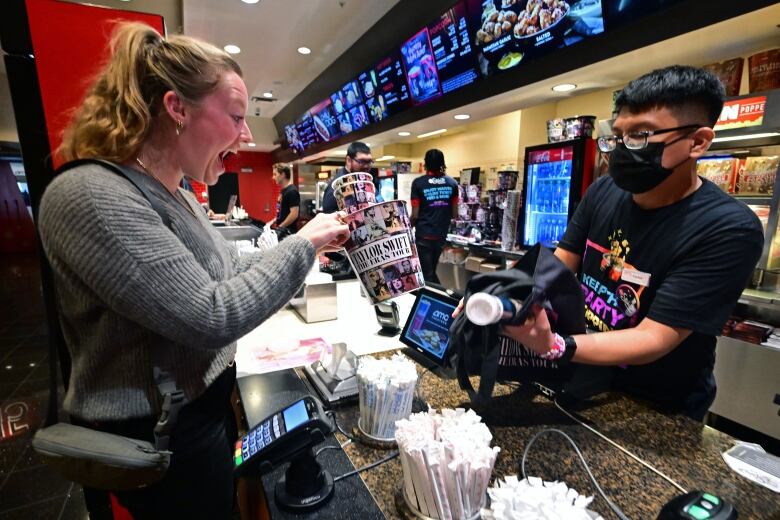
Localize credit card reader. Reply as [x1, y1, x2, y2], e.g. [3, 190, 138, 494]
[234, 396, 336, 511]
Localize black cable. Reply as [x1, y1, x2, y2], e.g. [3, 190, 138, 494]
[521, 428, 630, 520]
[333, 450, 400, 482]
[314, 445, 341, 457]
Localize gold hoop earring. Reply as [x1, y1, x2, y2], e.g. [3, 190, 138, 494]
[175, 120, 184, 136]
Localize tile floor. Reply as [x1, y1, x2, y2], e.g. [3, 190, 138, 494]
[0, 252, 89, 519]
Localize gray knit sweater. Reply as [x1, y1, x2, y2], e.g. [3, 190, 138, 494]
[38, 163, 315, 421]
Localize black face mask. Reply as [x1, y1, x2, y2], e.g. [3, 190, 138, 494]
[608, 137, 691, 194]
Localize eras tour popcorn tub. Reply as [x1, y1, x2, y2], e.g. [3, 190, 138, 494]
[342, 199, 424, 304]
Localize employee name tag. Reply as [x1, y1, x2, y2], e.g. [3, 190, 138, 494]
[621, 268, 650, 287]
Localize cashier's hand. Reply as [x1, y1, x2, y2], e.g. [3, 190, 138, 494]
[452, 298, 464, 318]
[502, 304, 556, 356]
[298, 211, 350, 254]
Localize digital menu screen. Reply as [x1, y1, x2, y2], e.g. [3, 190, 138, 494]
[358, 69, 389, 123]
[341, 80, 363, 111]
[349, 104, 370, 131]
[284, 124, 303, 153]
[466, 0, 605, 76]
[309, 99, 341, 144]
[295, 112, 318, 149]
[373, 51, 411, 115]
[428, 2, 478, 94]
[401, 28, 442, 105]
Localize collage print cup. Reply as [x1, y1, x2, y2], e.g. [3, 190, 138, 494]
[332, 172, 377, 214]
[343, 200, 424, 304]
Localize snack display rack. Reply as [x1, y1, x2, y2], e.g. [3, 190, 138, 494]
[705, 88, 780, 442]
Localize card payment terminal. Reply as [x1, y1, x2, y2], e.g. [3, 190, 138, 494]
[233, 396, 336, 511]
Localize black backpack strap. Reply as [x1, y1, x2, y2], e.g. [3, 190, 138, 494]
[52, 159, 185, 450]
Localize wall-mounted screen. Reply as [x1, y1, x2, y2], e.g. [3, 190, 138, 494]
[466, 0, 605, 76]
[285, 123, 303, 153]
[401, 28, 442, 105]
[309, 99, 341, 144]
[428, 1, 478, 94]
[373, 51, 412, 115]
[295, 111, 318, 149]
[603, 0, 686, 30]
[341, 80, 363, 111]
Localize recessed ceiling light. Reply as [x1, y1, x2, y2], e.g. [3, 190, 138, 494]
[224, 44, 241, 55]
[417, 129, 447, 138]
[398, 131, 411, 137]
[241, 0, 260, 3]
[262, 91, 273, 98]
[247, 142, 257, 147]
[552, 83, 577, 92]
[454, 114, 470, 120]
[297, 47, 312, 55]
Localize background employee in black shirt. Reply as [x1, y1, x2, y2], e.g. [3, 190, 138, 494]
[272, 163, 300, 236]
[488, 66, 764, 420]
[411, 149, 459, 284]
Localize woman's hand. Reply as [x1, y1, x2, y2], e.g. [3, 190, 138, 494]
[502, 304, 555, 356]
[297, 211, 349, 253]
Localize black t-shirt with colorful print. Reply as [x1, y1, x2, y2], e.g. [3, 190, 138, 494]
[558, 176, 763, 417]
[411, 172, 459, 240]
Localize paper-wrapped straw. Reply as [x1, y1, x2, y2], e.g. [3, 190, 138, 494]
[395, 408, 500, 520]
[481, 475, 601, 520]
[357, 354, 418, 439]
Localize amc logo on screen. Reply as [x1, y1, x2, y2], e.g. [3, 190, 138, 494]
[432, 310, 450, 326]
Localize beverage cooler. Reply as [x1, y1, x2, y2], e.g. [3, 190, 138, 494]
[375, 167, 397, 201]
[520, 138, 596, 248]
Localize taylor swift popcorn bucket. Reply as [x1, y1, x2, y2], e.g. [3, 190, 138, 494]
[334, 180, 377, 214]
[343, 200, 424, 304]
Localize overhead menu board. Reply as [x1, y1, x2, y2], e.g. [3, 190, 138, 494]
[281, 0, 670, 154]
[466, 0, 606, 76]
[428, 1, 478, 94]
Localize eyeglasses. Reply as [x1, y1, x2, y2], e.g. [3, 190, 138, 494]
[597, 124, 701, 152]
[350, 157, 374, 168]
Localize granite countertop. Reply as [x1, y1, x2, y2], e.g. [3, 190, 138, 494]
[332, 362, 780, 520]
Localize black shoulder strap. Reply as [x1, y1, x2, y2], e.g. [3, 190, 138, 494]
[49, 158, 185, 450]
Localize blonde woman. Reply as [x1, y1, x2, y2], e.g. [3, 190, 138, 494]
[39, 22, 347, 518]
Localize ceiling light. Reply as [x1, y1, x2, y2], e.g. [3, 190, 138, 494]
[377, 155, 396, 161]
[712, 132, 780, 143]
[262, 92, 273, 98]
[398, 131, 411, 137]
[247, 142, 257, 147]
[241, 0, 260, 3]
[552, 83, 577, 92]
[297, 47, 312, 55]
[417, 129, 447, 138]
[224, 44, 241, 55]
[454, 114, 470, 120]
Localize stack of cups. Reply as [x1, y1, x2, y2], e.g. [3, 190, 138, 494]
[338, 171, 425, 304]
[395, 408, 500, 520]
[356, 354, 418, 441]
[332, 172, 377, 214]
[501, 190, 522, 251]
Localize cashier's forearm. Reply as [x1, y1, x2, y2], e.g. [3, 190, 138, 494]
[570, 317, 692, 365]
[279, 208, 299, 229]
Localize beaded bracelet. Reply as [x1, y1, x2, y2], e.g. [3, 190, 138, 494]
[540, 333, 566, 360]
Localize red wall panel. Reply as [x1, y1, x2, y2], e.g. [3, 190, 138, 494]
[25, 0, 165, 169]
[223, 151, 279, 223]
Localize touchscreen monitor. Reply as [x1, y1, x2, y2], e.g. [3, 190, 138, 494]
[400, 287, 459, 365]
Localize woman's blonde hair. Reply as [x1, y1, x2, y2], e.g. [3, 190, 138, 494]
[57, 22, 242, 163]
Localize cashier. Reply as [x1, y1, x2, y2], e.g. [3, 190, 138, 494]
[499, 66, 764, 419]
[321, 141, 383, 213]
